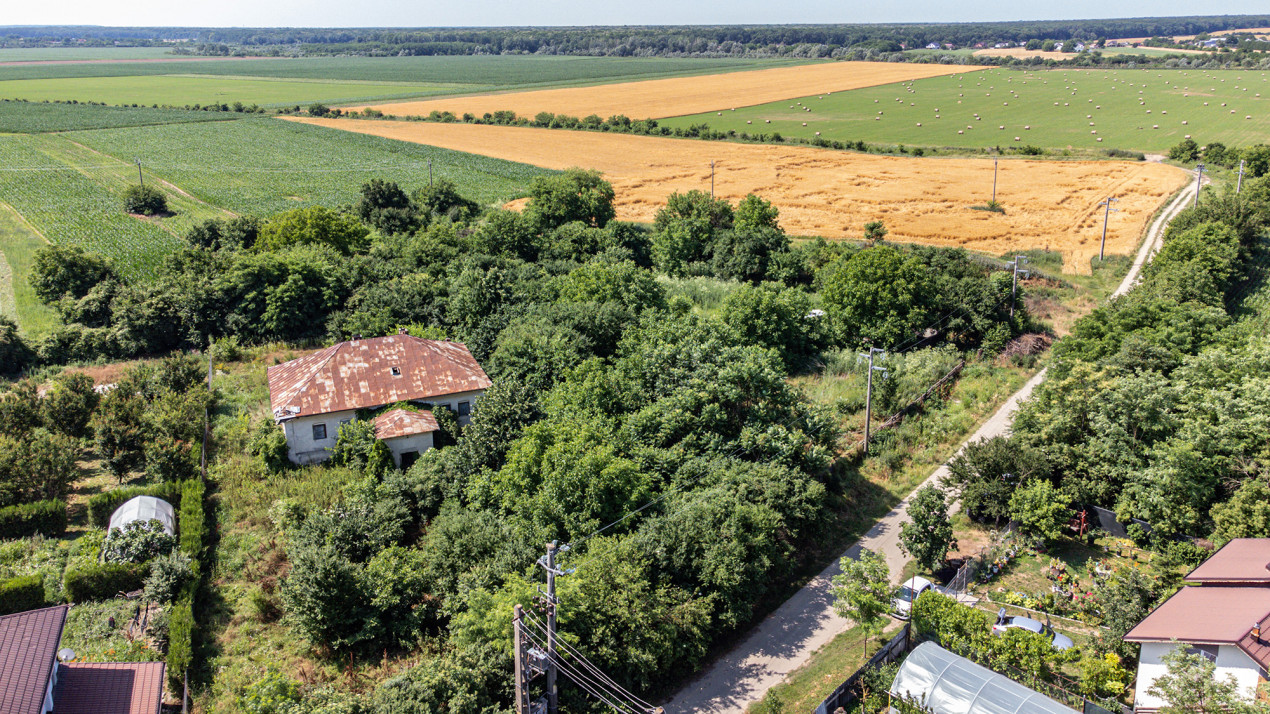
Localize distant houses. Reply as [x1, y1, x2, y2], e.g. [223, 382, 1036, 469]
[268, 333, 491, 467]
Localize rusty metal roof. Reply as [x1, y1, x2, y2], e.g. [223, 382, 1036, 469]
[0, 605, 67, 714]
[268, 335, 491, 421]
[53, 662, 165, 714]
[1185, 538, 1270, 584]
[374, 408, 439, 439]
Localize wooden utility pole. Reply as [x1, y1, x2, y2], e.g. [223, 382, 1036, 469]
[991, 157, 999, 205]
[858, 346, 887, 455]
[710, 160, 716, 198]
[1237, 159, 1246, 194]
[1006, 255, 1030, 318]
[428, 159, 433, 187]
[1097, 197, 1119, 261]
[135, 158, 144, 188]
[1194, 163, 1205, 208]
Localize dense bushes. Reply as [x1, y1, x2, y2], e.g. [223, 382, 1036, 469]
[121, 184, 168, 215]
[63, 561, 149, 602]
[0, 574, 47, 615]
[0, 499, 67, 538]
[0, 428, 81, 507]
[102, 519, 177, 563]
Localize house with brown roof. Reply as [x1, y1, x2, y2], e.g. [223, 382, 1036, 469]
[1124, 538, 1270, 712]
[268, 333, 492, 466]
[0, 605, 164, 714]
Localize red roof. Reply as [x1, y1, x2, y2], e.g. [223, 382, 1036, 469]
[0, 605, 67, 714]
[268, 335, 491, 420]
[1125, 586, 1270, 669]
[53, 662, 165, 714]
[373, 408, 439, 439]
[1185, 539, 1270, 585]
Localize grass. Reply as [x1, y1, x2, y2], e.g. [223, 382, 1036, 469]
[656, 275, 745, 315]
[748, 621, 900, 714]
[659, 67, 1270, 152]
[0, 202, 57, 334]
[65, 117, 553, 217]
[62, 599, 167, 663]
[0, 99, 253, 133]
[0, 47, 177, 62]
[0, 75, 471, 108]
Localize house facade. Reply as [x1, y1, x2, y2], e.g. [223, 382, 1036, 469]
[1124, 538, 1270, 712]
[268, 333, 491, 465]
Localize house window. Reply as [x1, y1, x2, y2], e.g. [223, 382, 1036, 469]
[312, 423, 328, 441]
[458, 401, 470, 417]
[1186, 645, 1219, 662]
[400, 451, 420, 469]
[391, 366, 401, 376]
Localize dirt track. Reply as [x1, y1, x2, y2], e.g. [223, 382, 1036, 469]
[288, 117, 1189, 273]
[344, 61, 982, 121]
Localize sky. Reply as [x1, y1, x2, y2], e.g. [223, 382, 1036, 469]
[8, 0, 1269, 29]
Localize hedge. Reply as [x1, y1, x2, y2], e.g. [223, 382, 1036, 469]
[86, 481, 185, 529]
[63, 562, 149, 602]
[0, 574, 47, 615]
[168, 478, 205, 692]
[178, 479, 205, 558]
[0, 500, 68, 539]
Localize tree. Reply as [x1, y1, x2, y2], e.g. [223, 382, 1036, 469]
[40, 372, 98, 439]
[92, 390, 147, 483]
[1167, 138, 1200, 163]
[719, 283, 821, 368]
[185, 216, 261, 251]
[30, 245, 115, 304]
[122, 184, 168, 216]
[0, 317, 33, 377]
[1008, 480, 1071, 544]
[412, 179, 478, 224]
[356, 179, 420, 235]
[734, 194, 780, 233]
[329, 419, 393, 476]
[651, 190, 734, 276]
[899, 485, 957, 572]
[710, 225, 791, 284]
[1147, 645, 1259, 713]
[945, 436, 1049, 524]
[864, 220, 888, 243]
[1211, 479, 1270, 546]
[832, 549, 892, 651]
[255, 206, 371, 255]
[524, 168, 616, 231]
[819, 245, 936, 348]
[554, 260, 666, 313]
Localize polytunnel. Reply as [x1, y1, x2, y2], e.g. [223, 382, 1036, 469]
[889, 642, 1076, 714]
[107, 496, 176, 536]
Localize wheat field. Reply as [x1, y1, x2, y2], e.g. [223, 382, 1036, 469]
[289, 117, 1189, 273]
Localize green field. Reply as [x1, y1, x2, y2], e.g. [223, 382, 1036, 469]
[0, 75, 470, 107]
[0, 46, 176, 62]
[0, 99, 247, 133]
[660, 67, 1270, 152]
[0, 202, 59, 334]
[64, 117, 552, 216]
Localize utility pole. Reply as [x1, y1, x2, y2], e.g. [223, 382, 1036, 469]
[428, 159, 433, 187]
[135, 158, 144, 188]
[514, 605, 530, 714]
[991, 157, 999, 205]
[857, 346, 888, 455]
[536, 542, 571, 714]
[710, 160, 716, 198]
[1194, 163, 1205, 208]
[1006, 255, 1030, 318]
[1097, 197, 1119, 261]
[1237, 159, 1246, 194]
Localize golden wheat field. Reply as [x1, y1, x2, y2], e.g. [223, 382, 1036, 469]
[344, 61, 983, 121]
[289, 117, 1189, 273]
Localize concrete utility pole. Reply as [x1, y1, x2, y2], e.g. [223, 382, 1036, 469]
[428, 159, 433, 187]
[1237, 159, 1246, 194]
[1194, 163, 1205, 208]
[710, 160, 716, 198]
[134, 158, 144, 188]
[991, 157, 999, 205]
[1097, 197, 1119, 261]
[857, 346, 888, 455]
[544, 543, 559, 714]
[1006, 255, 1031, 318]
[514, 605, 529, 714]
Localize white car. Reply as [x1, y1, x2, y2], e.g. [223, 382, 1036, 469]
[992, 607, 1075, 651]
[892, 576, 934, 619]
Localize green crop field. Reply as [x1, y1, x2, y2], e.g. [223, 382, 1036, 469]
[0, 75, 471, 107]
[660, 67, 1270, 152]
[0, 46, 177, 62]
[64, 117, 553, 217]
[0, 202, 59, 334]
[0, 99, 245, 133]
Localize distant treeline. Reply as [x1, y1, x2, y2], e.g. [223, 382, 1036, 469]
[2, 16, 1269, 57]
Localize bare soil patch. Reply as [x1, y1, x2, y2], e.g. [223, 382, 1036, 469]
[289, 117, 1189, 273]
[345, 61, 982, 121]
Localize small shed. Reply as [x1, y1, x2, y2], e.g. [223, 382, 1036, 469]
[889, 642, 1076, 713]
[107, 496, 176, 536]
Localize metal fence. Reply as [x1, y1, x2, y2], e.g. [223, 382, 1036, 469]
[814, 626, 912, 714]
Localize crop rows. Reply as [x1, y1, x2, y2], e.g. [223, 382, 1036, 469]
[0, 135, 184, 280]
[0, 99, 241, 134]
[66, 118, 554, 217]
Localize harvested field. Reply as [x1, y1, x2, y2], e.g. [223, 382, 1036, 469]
[344, 61, 982, 121]
[973, 46, 1207, 59]
[287, 117, 1189, 274]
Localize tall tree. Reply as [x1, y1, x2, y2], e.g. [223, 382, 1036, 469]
[899, 484, 957, 572]
[1147, 646, 1259, 713]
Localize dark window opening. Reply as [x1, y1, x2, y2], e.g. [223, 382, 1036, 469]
[391, 366, 401, 376]
[458, 401, 471, 417]
[312, 423, 327, 441]
[400, 451, 420, 469]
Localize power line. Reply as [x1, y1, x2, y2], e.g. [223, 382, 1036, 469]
[520, 618, 655, 714]
[523, 613, 658, 712]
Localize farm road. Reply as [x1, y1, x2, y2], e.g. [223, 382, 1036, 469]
[661, 168, 1198, 714]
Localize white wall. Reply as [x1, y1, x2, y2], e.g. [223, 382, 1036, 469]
[420, 389, 484, 426]
[282, 410, 357, 465]
[1134, 642, 1263, 710]
[384, 432, 434, 467]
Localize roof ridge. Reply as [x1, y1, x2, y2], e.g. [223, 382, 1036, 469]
[0, 603, 68, 622]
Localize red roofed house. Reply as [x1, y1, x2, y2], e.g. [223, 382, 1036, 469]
[268, 333, 492, 467]
[1124, 538, 1270, 712]
[1, 605, 164, 714]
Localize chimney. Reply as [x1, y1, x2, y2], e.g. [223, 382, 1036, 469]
[1254, 622, 1263, 643]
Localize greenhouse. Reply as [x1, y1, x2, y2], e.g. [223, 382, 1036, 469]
[889, 642, 1076, 714]
[108, 496, 177, 536]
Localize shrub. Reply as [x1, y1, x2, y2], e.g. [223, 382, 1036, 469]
[166, 588, 194, 691]
[40, 372, 99, 438]
[122, 184, 168, 215]
[0, 574, 47, 615]
[178, 479, 205, 558]
[102, 519, 177, 564]
[0, 499, 67, 538]
[247, 419, 291, 474]
[63, 562, 149, 601]
[143, 551, 193, 603]
[0, 316, 33, 377]
[86, 482, 184, 528]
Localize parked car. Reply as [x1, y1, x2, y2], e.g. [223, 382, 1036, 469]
[992, 607, 1074, 651]
[892, 576, 934, 619]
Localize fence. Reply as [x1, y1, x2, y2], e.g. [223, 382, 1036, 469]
[814, 625, 911, 714]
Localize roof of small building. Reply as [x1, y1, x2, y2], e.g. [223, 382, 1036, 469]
[373, 408, 439, 439]
[0, 605, 68, 714]
[1184, 538, 1270, 584]
[890, 641, 1076, 713]
[108, 496, 176, 536]
[1124, 586, 1270, 668]
[52, 662, 165, 714]
[268, 335, 491, 421]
